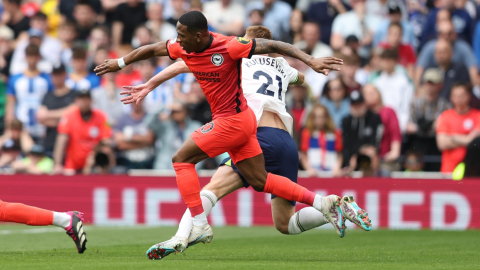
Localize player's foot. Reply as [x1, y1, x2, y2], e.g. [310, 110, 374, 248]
[341, 195, 372, 231]
[65, 211, 87, 254]
[146, 237, 188, 260]
[188, 223, 213, 246]
[317, 195, 346, 238]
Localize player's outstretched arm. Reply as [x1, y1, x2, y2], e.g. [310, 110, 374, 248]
[120, 61, 191, 106]
[253, 39, 343, 75]
[94, 41, 170, 76]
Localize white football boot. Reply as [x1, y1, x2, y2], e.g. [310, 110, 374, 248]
[146, 236, 188, 260]
[316, 195, 346, 238]
[341, 195, 372, 231]
[188, 223, 214, 246]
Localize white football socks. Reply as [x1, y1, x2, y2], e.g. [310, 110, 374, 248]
[175, 190, 218, 238]
[312, 194, 328, 214]
[287, 207, 328, 235]
[52, 212, 71, 229]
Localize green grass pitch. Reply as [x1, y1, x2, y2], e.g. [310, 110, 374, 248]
[0, 225, 479, 270]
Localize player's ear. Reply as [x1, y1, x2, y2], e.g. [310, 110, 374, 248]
[195, 32, 202, 42]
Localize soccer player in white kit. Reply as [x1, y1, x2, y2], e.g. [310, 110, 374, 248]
[122, 26, 371, 260]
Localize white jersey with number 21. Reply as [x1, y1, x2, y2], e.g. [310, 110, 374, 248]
[241, 55, 300, 135]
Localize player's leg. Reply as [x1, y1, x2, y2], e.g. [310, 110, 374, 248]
[0, 199, 87, 253]
[146, 165, 243, 260]
[232, 128, 346, 237]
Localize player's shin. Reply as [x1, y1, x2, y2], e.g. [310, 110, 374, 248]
[175, 190, 218, 239]
[172, 163, 206, 226]
[263, 173, 317, 206]
[288, 207, 328, 235]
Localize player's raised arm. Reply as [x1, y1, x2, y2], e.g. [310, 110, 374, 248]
[253, 39, 343, 75]
[120, 61, 192, 106]
[94, 41, 170, 76]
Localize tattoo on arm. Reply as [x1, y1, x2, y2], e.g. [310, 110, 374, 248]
[254, 39, 314, 66]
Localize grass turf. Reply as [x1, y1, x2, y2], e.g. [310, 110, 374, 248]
[0, 225, 479, 270]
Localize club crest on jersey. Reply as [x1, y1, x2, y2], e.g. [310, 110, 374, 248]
[201, 122, 214, 133]
[236, 37, 251, 45]
[211, 54, 224, 66]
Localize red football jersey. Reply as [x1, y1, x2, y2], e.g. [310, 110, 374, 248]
[166, 32, 256, 119]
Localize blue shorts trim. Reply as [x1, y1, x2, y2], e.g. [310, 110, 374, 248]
[220, 127, 299, 206]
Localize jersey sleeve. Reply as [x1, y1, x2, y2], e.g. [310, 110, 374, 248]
[225, 37, 256, 60]
[57, 113, 72, 135]
[278, 57, 300, 84]
[166, 39, 182, 60]
[436, 111, 450, 134]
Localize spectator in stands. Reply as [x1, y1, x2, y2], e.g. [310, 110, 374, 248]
[53, 90, 111, 175]
[0, 119, 34, 168]
[320, 76, 350, 129]
[352, 144, 380, 177]
[379, 22, 416, 78]
[373, 4, 417, 49]
[132, 25, 154, 49]
[288, 9, 304, 45]
[299, 103, 342, 176]
[248, 9, 264, 27]
[166, 0, 188, 27]
[204, 0, 245, 36]
[186, 80, 212, 125]
[336, 51, 362, 94]
[245, 0, 292, 41]
[114, 100, 155, 170]
[91, 72, 124, 126]
[416, 21, 476, 89]
[330, 0, 377, 55]
[363, 84, 401, 161]
[294, 21, 333, 58]
[6, 44, 52, 141]
[11, 144, 53, 174]
[3, 0, 30, 39]
[406, 68, 450, 171]
[0, 26, 14, 81]
[288, 85, 311, 140]
[57, 20, 77, 69]
[59, 0, 102, 23]
[87, 26, 113, 63]
[341, 90, 383, 168]
[83, 141, 116, 175]
[114, 45, 143, 88]
[421, 0, 473, 47]
[301, 0, 349, 45]
[10, 24, 62, 75]
[373, 49, 413, 133]
[436, 83, 480, 173]
[112, 0, 147, 47]
[146, 101, 202, 170]
[404, 150, 425, 172]
[145, 2, 177, 42]
[37, 64, 75, 155]
[73, 1, 98, 41]
[66, 47, 100, 91]
[424, 39, 470, 98]
[452, 137, 480, 179]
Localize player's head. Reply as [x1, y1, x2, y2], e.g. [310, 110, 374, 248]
[244, 26, 273, 40]
[450, 82, 471, 110]
[176, 11, 209, 53]
[25, 43, 41, 70]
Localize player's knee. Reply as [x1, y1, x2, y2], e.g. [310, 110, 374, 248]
[172, 152, 185, 163]
[250, 181, 265, 192]
[274, 222, 290, 235]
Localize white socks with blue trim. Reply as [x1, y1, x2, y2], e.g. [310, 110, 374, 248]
[288, 207, 328, 235]
[175, 190, 218, 238]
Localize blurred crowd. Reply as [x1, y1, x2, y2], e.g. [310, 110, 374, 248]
[0, 0, 480, 177]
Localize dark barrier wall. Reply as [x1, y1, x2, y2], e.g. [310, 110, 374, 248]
[0, 175, 479, 229]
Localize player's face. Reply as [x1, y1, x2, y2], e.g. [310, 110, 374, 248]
[176, 23, 199, 54]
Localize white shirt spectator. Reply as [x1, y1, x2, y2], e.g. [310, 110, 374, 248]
[245, 0, 292, 40]
[374, 71, 414, 133]
[331, 10, 380, 41]
[294, 41, 333, 59]
[9, 37, 62, 75]
[204, 0, 245, 35]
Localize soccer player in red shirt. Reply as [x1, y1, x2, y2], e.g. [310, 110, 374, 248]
[95, 11, 345, 250]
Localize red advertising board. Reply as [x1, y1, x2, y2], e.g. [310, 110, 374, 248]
[0, 175, 479, 229]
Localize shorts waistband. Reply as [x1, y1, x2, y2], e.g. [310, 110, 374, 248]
[257, 126, 290, 136]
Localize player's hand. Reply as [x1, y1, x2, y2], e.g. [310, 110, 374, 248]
[308, 57, 343, 76]
[94, 59, 121, 76]
[120, 83, 154, 106]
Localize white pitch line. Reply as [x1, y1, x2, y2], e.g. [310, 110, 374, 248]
[0, 227, 63, 235]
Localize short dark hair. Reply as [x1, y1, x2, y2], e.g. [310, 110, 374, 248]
[388, 22, 403, 34]
[32, 11, 47, 21]
[6, 0, 21, 6]
[380, 49, 399, 60]
[246, 26, 273, 40]
[25, 44, 40, 56]
[178, 11, 208, 33]
[249, 9, 265, 18]
[451, 82, 472, 94]
[72, 47, 87, 60]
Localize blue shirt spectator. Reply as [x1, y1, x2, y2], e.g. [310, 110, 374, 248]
[65, 73, 100, 91]
[373, 20, 417, 49]
[417, 39, 476, 69]
[472, 21, 480, 69]
[420, 8, 473, 48]
[245, 0, 292, 41]
[304, 1, 351, 45]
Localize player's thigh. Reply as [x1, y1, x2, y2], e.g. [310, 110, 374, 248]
[234, 153, 268, 191]
[203, 165, 244, 200]
[271, 197, 296, 234]
[172, 136, 210, 164]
